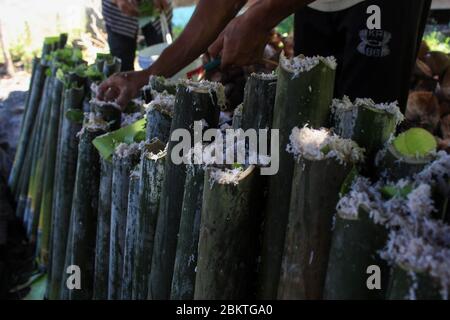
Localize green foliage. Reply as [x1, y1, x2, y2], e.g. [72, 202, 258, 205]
[424, 31, 450, 54]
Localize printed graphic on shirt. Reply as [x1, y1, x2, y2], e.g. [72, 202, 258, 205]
[357, 29, 392, 58]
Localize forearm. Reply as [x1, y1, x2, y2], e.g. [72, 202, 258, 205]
[142, 0, 247, 81]
[245, 0, 314, 33]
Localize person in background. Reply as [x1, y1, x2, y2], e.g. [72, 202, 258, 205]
[98, 0, 431, 112]
[102, 0, 173, 71]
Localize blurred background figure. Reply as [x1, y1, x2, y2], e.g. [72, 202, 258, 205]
[102, 0, 173, 71]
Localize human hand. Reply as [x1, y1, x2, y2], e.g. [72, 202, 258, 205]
[208, 13, 270, 69]
[97, 70, 149, 108]
[115, 0, 139, 17]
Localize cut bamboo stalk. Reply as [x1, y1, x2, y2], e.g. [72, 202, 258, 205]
[9, 59, 48, 196]
[231, 104, 243, 129]
[241, 72, 277, 131]
[323, 208, 389, 300]
[108, 143, 141, 300]
[194, 165, 261, 300]
[332, 97, 404, 167]
[93, 158, 113, 300]
[48, 85, 85, 300]
[277, 127, 365, 299]
[63, 119, 106, 300]
[132, 140, 166, 300]
[38, 76, 65, 268]
[148, 81, 222, 299]
[25, 70, 56, 239]
[92, 100, 122, 131]
[376, 128, 437, 181]
[121, 166, 140, 300]
[387, 267, 443, 300]
[149, 75, 177, 95]
[145, 92, 174, 144]
[170, 165, 205, 300]
[259, 53, 337, 299]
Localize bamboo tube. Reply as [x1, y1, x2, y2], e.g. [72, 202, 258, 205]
[18, 57, 39, 140]
[194, 165, 261, 300]
[241, 72, 277, 131]
[375, 128, 437, 181]
[259, 54, 337, 299]
[145, 93, 174, 144]
[108, 143, 141, 300]
[387, 267, 443, 300]
[132, 140, 166, 300]
[148, 80, 222, 299]
[121, 167, 140, 300]
[277, 127, 365, 299]
[231, 104, 243, 129]
[38, 75, 65, 267]
[93, 158, 113, 300]
[324, 128, 438, 300]
[149, 75, 177, 95]
[9, 59, 48, 196]
[324, 209, 389, 300]
[25, 70, 56, 239]
[170, 165, 205, 300]
[63, 119, 106, 300]
[48, 85, 85, 300]
[92, 100, 122, 131]
[332, 97, 404, 166]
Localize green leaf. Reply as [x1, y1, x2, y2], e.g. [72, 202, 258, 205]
[381, 185, 413, 199]
[93, 118, 146, 161]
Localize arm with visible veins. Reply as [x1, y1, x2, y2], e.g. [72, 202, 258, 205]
[97, 0, 315, 107]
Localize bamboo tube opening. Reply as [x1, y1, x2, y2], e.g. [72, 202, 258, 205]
[279, 51, 337, 77]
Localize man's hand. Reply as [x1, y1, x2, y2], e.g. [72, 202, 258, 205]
[115, 0, 139, 17]
[154, 0, 170, 11]
[97, 70, 149, 108]
[208, 13, 270, 69]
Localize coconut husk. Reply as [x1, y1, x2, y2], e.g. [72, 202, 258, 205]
[437, 137, 450, 152]
[414, 59, 433, 79]
[441, 114, 450, 139]
[406, 91, 441, 132]
[438, 66, 450, 100]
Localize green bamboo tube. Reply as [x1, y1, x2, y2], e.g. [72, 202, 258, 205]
[93, 158, 113, 300]
[323, 209, 389, 300]
[194, 165, 261, 300]
[48, 85, 85, 300]
[132, 140, 166, 300]
[170, 165, 205, 300]
[108, 144, 141, 300]
[148, 81, 222, 299]
[38, 76, 65, 267]
[149, 75, 177, 95]
[332, 97, 403, 167]
[277, 127, 364, 299]
[145, 93, 174, 144]
[387, 267, 443, 300]
[18, 57, 39, 139]
[121, 167, 141, 300]
[63, 122, 106, 300]
[278, 161, 354, 299]
[92, 100, 122, 131]
[241, 72, 277, 131]
[259, 54, 337, 299]
[376, 128, 437, 181]
[24, 70, 56, 238]
[9, 59, 48, 196]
